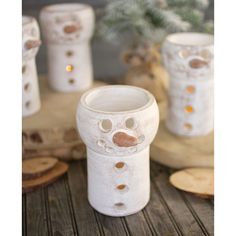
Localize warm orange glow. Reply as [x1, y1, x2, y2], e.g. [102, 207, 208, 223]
[66, 64, 74, 72]
[115, 162, 125, 169]
[117, 184, 126, 190]
[185, 85, 196, 94]
[184, 105, 194, 113]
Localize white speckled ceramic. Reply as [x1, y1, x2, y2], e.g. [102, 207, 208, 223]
[76, 85, 159, 216]
[162, 32, 214, 136]
[22, 16, 41, 117]
[40, 3, 95, 92]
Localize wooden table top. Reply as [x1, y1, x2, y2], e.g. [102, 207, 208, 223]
[23, 160, 214, 236]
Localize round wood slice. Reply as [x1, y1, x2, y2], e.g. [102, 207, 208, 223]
[22, 157, 58, 180]
[169, 168, 214, 197]
[22, 75, 106, 160]
[150, 102, 214, 169]
[22, 161, 69, 193]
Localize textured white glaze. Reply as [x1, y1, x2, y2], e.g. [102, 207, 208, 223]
[162, 32, 214, 137]
[162, 33, 214, 80]
[77, 85, 159, 216]
[40, 3, 95, 92]
[22, 16, 41, 117]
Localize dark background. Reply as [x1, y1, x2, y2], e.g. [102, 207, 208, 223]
[23, 0, 214, 81]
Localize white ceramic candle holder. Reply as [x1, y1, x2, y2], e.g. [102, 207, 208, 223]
[40, 3, 95, 92]
[77, 86, 159, 216]
[162, 32, 214, 136]
[22, 16, 41, 117]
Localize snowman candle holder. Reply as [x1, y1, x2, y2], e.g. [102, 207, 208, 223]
[22, 16, 41, 117]
[162, 33, 214, 137]
[77, 86, 159, 216]
[40, 3, 95, 92]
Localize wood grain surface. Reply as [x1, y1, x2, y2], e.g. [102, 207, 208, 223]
[23, 160, 214, 236]
[170, 168, 214, 196]
[23, 161, 69, 193]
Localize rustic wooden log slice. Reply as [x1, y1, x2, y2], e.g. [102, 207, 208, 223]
[169, 168, 214, 197]
[22, 76, 106, 160]
[22, 157, 58, 180]
[22, 161, 69, 193]
[150, 102, 214, 169]
[23, 143, 86, 161]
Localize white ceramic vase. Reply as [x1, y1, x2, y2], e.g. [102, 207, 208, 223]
[77, 85, 159, 216]
[22, 16, 41, 117]
[39, 3, 95, 92]
[162, 32, 214, 136]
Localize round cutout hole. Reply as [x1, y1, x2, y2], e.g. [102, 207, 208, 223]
[99, 119, 112, 132]
[184, 123, 192, 130]
[68, 78, 75, 84]
[25, 101, 31, 109]
[66, 50, 74, 57]
[97, 139, 106, 147]
[184, 105, 194, 113]
[24, 83, 31, 92]
[200, 49, 211, 60]
[115, 162, 125, 169]
[116, 184, 127, 190]
[105, 146, 113, 153]
[125, 118, 136, 129]
[22, 65, 26, 74]
[66, 64, 74, 72]
[114, 202, 126, 210]
[114, 162, 127, 173]
[178, 50, 190, 59]
[185, 85, 196, 94]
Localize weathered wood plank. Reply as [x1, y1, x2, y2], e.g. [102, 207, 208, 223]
[143, 182, 181, 236]
[151, 162, 207, 236]
[67, 162, 101, 236]
[26, 188, 49, 236]
[181, 193, 214, 235]
[95, 213, 129, 236]
[47, 176, 77, 236]
[22, 194, 27, 236]
[124, 211, 153, 236]
[24, 160, 214, 236]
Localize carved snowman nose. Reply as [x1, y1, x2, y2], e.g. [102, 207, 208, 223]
[112, 132, 138, 147]
[25, 40, 41, 50]
[189, 58, 208, 69]
[64, 24, 79, 34]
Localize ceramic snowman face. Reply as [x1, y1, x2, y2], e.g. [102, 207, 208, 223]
[22, 16, 41, 61]
[40, 3, 95, 44]
[77, 86, 159, 156]
[162, 33, 214, 80]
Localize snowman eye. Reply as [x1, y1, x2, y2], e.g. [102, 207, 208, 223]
[99, 119, 112, 132]
[178, 49, 190, 59]
[200, 49, 211, 60]
[125, 118, 137, 129]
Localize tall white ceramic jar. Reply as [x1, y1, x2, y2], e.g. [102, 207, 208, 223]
[77, 86, 159, 216]
[162, 32, 214, 136]
[40, 3, 95, 92]
[22, 16, 41, 117]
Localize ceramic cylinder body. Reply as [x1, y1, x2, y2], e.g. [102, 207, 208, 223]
[162, 33, 214, 136]
[40, 3, 95, 92]
[22, 16, 41, 117]
[77, 86, 159, 216]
